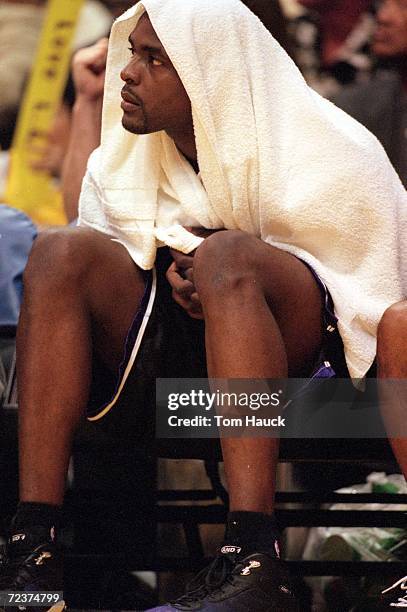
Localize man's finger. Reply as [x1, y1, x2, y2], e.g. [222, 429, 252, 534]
[171, 290, 195, 311]
[187, 298, 204, 319]
[170, 249, 194, 270]
[166, 262, 203, 317]
[166, 264, 195, 297]
[172, 292, 204, 319]
[183, 268, 194, 283]
[190, 292, 201, 305]
[187, 311, 204, 320]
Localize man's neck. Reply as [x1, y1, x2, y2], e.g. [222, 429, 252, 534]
[184, 155, 200, 174]
[166, 129, 198, 170]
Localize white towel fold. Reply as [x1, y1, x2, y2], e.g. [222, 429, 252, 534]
[78, 0, 407, 377]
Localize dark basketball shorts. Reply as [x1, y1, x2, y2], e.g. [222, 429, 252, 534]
[86, 247, 349, 423]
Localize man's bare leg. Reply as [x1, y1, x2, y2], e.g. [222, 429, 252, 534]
[377, 300, 407, 477]
[144, 229, 322, 611]
[17, 227, 146, 505]
[193, 231, 324, 514]
[371, 303, 407, 603]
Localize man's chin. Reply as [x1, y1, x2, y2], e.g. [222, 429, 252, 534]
[121, 115, 148, 135]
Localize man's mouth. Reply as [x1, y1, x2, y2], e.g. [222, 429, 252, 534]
[121, 91, 142, 111]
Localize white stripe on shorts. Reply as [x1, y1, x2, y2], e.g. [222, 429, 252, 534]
[87, 268, 157, 421]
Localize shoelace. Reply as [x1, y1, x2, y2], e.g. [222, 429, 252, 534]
[172, 552, 242, 608]
[382, 575, 407, 608]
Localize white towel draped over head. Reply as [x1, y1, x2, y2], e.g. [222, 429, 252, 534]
[78, 0, 407, 378]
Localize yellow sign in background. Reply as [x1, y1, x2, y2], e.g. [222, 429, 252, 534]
[3, 0, 84, 225]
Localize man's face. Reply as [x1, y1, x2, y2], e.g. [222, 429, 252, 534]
[120, 13, 193, 137]
[373, 0, 407, 58]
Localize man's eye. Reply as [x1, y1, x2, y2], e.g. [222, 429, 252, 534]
[128, 47, 135, 55]
[150, 56, 163, 66]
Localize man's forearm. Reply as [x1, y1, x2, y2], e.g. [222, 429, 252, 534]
[61, 96, 102, 222]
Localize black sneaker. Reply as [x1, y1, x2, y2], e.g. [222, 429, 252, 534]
[380, 574, 407, 609]
[351, 574, 407, 611]
[145, 546, 300, 611]
[0, 526, 64, 612]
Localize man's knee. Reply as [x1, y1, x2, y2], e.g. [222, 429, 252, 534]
[193, 230, 258, 294]
[24, 228, 100, 291]
[378, 301, 407, 344]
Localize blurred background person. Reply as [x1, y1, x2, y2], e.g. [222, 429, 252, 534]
[0, 0, 112, 152]
[0, 0, 46, 151]
[61, 38, 108, 221]
[332, 0, 407, 187]
[292, 0, 376, 96]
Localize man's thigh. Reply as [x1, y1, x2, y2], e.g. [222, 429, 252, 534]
[26, 225, 146, 371]
[74, 228, 147, 369]
[86, 247, 207, 425]
[378, 300, 407, 374]
[256, 241, 325, 375]
[195, 231, 326, 376]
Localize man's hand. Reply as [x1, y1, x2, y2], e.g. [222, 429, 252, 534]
[165, 228, 224, 318]
[166, 250, 203, 319]
[72, 38, 108, 102]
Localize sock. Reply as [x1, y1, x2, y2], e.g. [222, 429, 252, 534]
[223, 511, 281, 558]
[12, 502, 62, 531]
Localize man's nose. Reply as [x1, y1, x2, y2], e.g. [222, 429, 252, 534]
[120, 57, 142, 83]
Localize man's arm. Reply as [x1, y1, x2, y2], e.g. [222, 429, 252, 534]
[61, 38, 108, 222]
